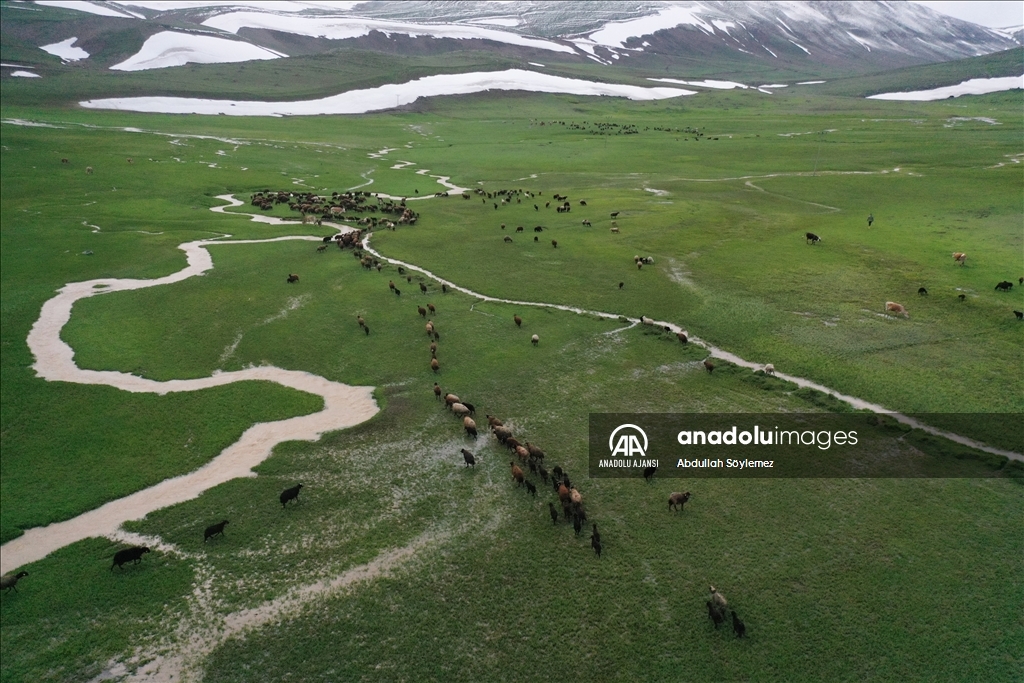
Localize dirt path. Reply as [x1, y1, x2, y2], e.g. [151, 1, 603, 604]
[1, 224, 378, 575]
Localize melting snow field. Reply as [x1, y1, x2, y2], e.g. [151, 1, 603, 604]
[588, 4, 714, 48]
[111, 31, 286, 71]
[40, 37, 89, 61]
[35, 0, 140, 18]
[11, 70, 41, 77]
[868, 75, 1024, 101]
[648, 77, 747, 89]
[80, 69, 691, 116]
[202, 11, 576, 55]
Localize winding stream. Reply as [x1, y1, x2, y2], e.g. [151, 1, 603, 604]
[3, 184, 1019, 575]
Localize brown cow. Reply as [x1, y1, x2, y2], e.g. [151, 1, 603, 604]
[885, 301, 909, 318]
[952, 252, 966, 266]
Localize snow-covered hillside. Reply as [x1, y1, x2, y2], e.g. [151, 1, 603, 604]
[20, 0, 1024, 73]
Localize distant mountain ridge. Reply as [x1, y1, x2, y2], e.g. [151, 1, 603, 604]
[2, 0, 1020, 77]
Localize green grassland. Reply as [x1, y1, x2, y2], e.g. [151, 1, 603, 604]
[1, 54, 1022, 683]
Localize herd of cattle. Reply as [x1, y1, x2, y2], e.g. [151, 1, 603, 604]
[806, 229, 1021, 320]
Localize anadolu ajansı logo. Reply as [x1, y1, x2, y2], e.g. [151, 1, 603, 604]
[597, 423, 657, 470]
[609, 424, 648, 458]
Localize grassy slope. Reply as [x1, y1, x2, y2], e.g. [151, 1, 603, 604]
[820, 47, 1024, 97]
[0, 57, 1022, 682]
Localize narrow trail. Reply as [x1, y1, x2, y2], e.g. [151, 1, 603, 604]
[357, 229, 1022, 465]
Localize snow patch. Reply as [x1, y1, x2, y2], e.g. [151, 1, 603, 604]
[647, 77, 746, 90]
[797, 80, 826, 85]
[35, 0, 138, 18]
[81, 69, 693, 116]
[202, 11, 575, 55]
[40, 37, 89, 62]
[868, 75, 1023, 101]
[11, 70, 41, 78]
[111, 31, 285, 71]
[588, 4, 714, 48]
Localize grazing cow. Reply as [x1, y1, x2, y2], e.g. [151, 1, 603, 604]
[461, 448, 476, 467]
[418, 306, 427, 318]
[514, 315, 522, 327]
[610, 211, 620, 218]
[677, 332, 688, 344]
[535, 205, 539, 211]
[516, 226, 524, 233]
[573, 514, 582, 536]
[1, 571, 29, 593]
[364, 325, 370, 335]
[442, 284, 448, 293]
[668, 491, 691, 511]
[504, 236, 513, 243]
[703, 359, 715, 374]
[434, 383, 442, 400]
[428, 303, 436, 314]
[501, 224, 505, 230]
[394, 288, 401, 296]
[582, 219, 591, 226]
[610, 226, 620, 233]
[958, 294, 966, 303]
[316, 244, 328, 253]
[549, 502, 559, 525]
[551, 240, 558, 248]
[710, 586, 728, 613]
[287, 273, 299, 283]
[953, 252, 966, 266]
[126, 158, 133, 164]
[995, 281, 1013, 292]
[525, 480, 537, 497]
[86, 166, 93, 174]
[806, 232, 821, 244]
[389, 280, 396, 291]
[580, 200, 587, 206]
[420, 282, 427, 294]
[763, 363, 775, 375]
[918, 287, 928, 296]
[111, 546, 150, 570]
[732, 611, 746, 638]
[867, 213, 874, 227]
[1014, 310, 1023, 320]
[534, 236, 539, 242]
[280, 483, 303, 507]
[61, 158, 69, 164]
[204, 520, 229, 541]
[398, 267, 405, 275]
[531, 334, 539, 346]
[534, 225, 543, 232]
[643, 465, 657, 483]
[431, 358, 440, 373]
[885, 301, 909, 318]
[510, 462, 524, 486]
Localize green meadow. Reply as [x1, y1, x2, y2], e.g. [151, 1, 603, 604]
[1, 50, 1022, 682]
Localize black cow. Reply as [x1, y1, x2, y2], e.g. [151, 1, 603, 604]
[204, 520, 229, 541]
[111, 546, 150, 570]
[280, 483, 303, 507]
